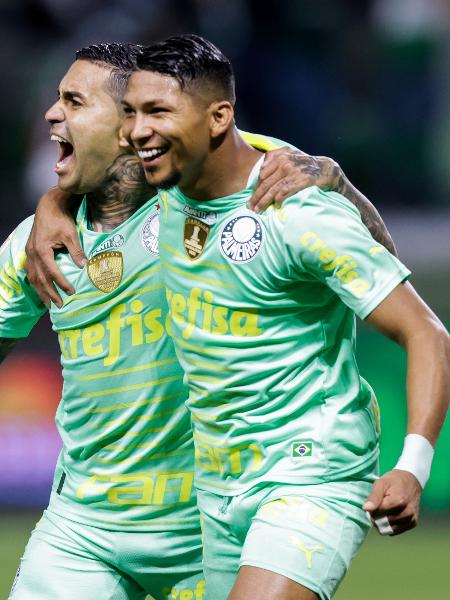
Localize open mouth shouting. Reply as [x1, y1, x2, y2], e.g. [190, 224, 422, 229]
[50, 133, 74, 174]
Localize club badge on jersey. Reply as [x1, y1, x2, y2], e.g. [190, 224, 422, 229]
[219, 214, 264, 263]
[141, 210, 160, 256]
[184, 217, 210, 260]
[87, 250, 123, 293]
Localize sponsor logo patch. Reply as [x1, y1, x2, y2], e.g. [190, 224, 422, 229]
[92, 233, 125, 256]
[182, 204, 217, 225]
[291, 441, 313, 458]
[184, 217, 210, 260]
[87, 250, 123, 293]
[141, 211, 160, 256]
[219, 214, 264, 263]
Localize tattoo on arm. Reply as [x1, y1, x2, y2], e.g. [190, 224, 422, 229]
[279, 150, 398, 256]
[332, 166, 398, 257]
[0, 337, 19, 364]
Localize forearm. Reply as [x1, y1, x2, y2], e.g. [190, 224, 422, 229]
[366, 283, 450, 448]
[36, 187, 80, 218]
[403, 323, 450, 445]
[331, 165, 398, 257]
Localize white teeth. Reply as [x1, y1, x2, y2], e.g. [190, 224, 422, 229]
[51, 134, 67, 143]
[138, 148, 166, 159]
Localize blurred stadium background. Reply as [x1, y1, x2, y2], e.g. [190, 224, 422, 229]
[0, 0, 449, 597]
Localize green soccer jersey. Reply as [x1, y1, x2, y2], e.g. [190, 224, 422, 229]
[0, 197, 198, 531]
[158, 153, 411, 495]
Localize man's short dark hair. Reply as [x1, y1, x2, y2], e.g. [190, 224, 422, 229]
[75, 43, 143, 102]
[136, 34, 236, 105]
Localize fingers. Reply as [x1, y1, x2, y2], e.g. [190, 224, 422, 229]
[44, 260, 75, 298]
[363, 478, 388, 513]
[372, 506, 419, 537]
[364, 471, 422, 537]
[250, 148, 326, 212]
[65, 236, 87, 269]
[250, 149, 299, 211]
[251, 174, 308, 213]
[25, 247, 74, 308]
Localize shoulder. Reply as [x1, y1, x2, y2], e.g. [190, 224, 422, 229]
[0, 215, 35, 261]
[277, 186, 361, 225]
[238, 130, 298, 152]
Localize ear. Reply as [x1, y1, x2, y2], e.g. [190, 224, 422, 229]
[209, 101, 234, 138]
[118, 127, 130, 149]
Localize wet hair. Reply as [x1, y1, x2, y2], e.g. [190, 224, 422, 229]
[75, 43, 143, 101]
[136, 34, 236, 105]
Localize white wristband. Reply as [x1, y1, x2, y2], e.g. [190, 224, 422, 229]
[394, 433, 434, 489]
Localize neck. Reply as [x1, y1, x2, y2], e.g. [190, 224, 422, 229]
[87, 154, 155, 232]
[180, 127, 263, 201]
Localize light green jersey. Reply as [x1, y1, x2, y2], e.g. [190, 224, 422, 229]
[158, 154, 410, 495]
[0, 197, 198, 531]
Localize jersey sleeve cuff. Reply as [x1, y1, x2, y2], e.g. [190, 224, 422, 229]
[357, 267, 411, 320]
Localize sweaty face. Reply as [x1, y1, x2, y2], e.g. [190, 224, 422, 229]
[122, 71, 212, 190]
[45, 60, 124, 194]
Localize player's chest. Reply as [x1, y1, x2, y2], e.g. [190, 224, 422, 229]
[51, 211, 165, 326]
[161, 206, 289, 303]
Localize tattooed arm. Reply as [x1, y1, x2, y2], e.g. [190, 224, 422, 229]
[0, 337, 19, 364]
[329, 161, 398, 256]
[250, 148, 398, 257]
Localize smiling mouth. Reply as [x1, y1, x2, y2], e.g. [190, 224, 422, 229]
[137, 147, 169, 162]
[51, 134, 74, 172]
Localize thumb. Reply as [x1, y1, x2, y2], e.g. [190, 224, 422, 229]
[363, 479, 387, 512]
[66, 237, 87, 268]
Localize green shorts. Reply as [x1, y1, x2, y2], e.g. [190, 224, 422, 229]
[8, 509, 206, 600]
[197, 477, 375, 600]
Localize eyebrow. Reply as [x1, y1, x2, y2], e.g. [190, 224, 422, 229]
[57, 89, 87, 102]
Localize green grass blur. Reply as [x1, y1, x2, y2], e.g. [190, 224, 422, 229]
[1, 513, 448, 599]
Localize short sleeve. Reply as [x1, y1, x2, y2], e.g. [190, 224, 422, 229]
[281, 186, 411, 319]
[0, 216, 47, 337]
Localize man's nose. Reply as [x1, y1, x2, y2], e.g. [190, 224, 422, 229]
[130, 114, 154, 146]
[45, 101, 64, 124]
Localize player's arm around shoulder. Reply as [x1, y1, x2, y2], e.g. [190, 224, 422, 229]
[364, 282, 450, 535]
[0, 216, 47, 363]
[245, 136, 397, 256]
[25, 187, 86, 308]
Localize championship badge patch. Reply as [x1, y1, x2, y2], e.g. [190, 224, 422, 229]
[184, 217, 210, 260]
[141, 210, 160, 256]
[291, 441, 313, 459]
[87, 250, 123, 293]
[220, 214, 264, 263]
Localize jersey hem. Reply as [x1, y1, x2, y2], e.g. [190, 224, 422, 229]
[47, 493, 201, 533]
[194, 447, 379, 496]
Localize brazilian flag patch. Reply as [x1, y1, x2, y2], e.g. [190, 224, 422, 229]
[291, 441, 313, 458]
